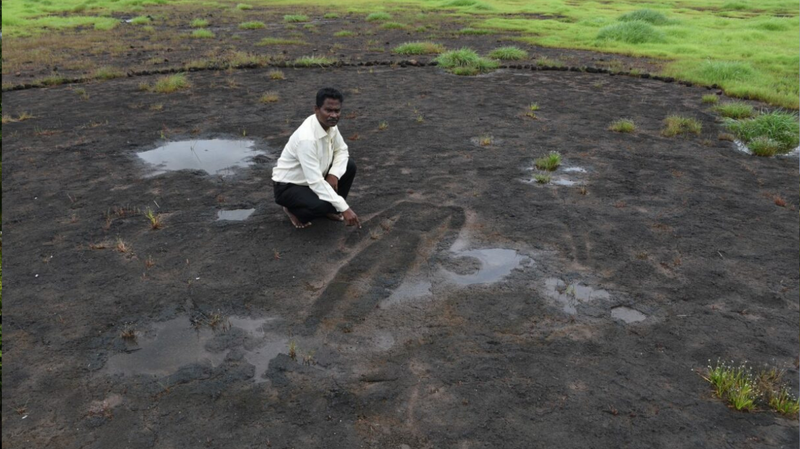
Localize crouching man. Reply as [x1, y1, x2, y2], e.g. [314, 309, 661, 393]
[272, 87, 361, 229]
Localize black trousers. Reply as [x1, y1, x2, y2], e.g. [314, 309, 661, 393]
[273, 159, 356, 223]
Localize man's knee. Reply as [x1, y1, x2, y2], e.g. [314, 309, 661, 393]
[346, 159, 357, 176]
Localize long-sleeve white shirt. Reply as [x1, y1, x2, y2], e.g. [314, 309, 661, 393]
[271, 114, 350, 212]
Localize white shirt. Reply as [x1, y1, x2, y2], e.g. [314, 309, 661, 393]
[271, 114, 350, 212]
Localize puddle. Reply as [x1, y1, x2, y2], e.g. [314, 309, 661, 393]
[444, 249, 525, 285]
[611, 306, 647, 323]
[217, 208, 255, 221]
[106, 317, 226, 376]
[544, 278, 611, 315]
[382, 279, 432, 307]
[563, 167, 587, 173]
[228, 317, 289, 384]
[551, 177, 578, 186]
[137, 139, 264, 177]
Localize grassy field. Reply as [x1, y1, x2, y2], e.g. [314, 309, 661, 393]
[2, 0, 798, 108]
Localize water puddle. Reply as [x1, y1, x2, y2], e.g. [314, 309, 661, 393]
[611, 306, 647, 323]
[544, 278, 611, 315]
[444, 249, 525, 285]
[228, 317, 289, 384]
[563, 167, 587, 173]
[137, 139, 265, 177]
[217, 208, 255, 221]
[382, 279, 432, 307]
[551, 177, 578, 186]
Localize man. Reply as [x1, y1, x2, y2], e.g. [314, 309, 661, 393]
[272, 87, 361, 229]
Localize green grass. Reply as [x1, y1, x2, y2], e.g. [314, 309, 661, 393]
[705, 360, 800, 415]
[662, 115, 702, 136]
[534, 152, 562, 171]
[152, 73, 191, 93]
[130, 16, 151, 25]
[258, 37, 306, 46]
[191, 29, 215, 38]
[366, 12, 392, 22]
[381, 22, 407, 30]
[435, 48, 498, 75]
[393, 41, 445, 55]
[713, 101, 755, 119]
[284, 14, 309, 23]
[324, 13, 340, 19]
[609, 119, 635, 133]
[334, 30, 355, 37]
[259, 91, 280, 103]
[488, 46, 528, 60]
[239, 21, 265, 30]
[769, 388, 800, 416]
[701, 94, 720, 104]
[459, 27, 492, 35]
[94, 66, 124, 80]
[190, 19, 209, 28]
[596, 21, 666, 44]
[294, 55, 334, 66]
[236, 3, 252, 10]
[725, 110, 799, 154]
[534, 174, 551, 184]
[268, 69, 285, 80]
[618, 9, 670, 26]
[747, 136, 782, 157]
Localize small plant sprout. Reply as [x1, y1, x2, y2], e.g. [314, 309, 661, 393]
[534, 152, 562, 171]
[662, 115, 702, 137]
[191, 18, 209, 28]
[260, 92, 280, 103]
[479, 135, 493, 146]
[191, 29, 215, 39]
[609, 119, 636, 133]
[294, 56, 334, 66]
[268, 70, 285, 80]
[145, 255, 156, 269]
[334, 30, 355, 37]
[534, 174, 551, 184]
[416, 114, 424, 123]
[288, 341, 297, 360]
[239, 21, 266, 30]
[145, 208, 163, 229]
[324, 12, 339, 19]
[115, 238, 130, 253]
[120, 327, 137, 341]
[378, 121, 388, 130]
[526, 103, 540, 119]
[702, 94, 720, 104]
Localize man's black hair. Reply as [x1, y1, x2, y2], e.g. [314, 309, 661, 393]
[316, 87, 344, 107]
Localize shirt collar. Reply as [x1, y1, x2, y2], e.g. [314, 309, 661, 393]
[310, 114, 334, 139]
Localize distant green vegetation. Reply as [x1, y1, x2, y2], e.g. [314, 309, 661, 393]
[714, 101, 755, 119]
[725, 110, 799, 154]
[609, 119, 636, 133]
[394, 41, 445, 55]
[488, 46, 528, 60]
[130, 16, 151, 25]
[436, 48, 498, 75]
[239, 21, 266, 29]
[334, 30, 355, 37]
[618, 9, 670, 25]
[284, 14, 309, 22]
[294, 55, 334, 66]
[381, 22, 407, 29]
[258, 37, 306, 46]
[459, 27, 492, 35]
[190, 19, 209, 28]
[597, 21, 665, 44]
[324, 12, 340, 19]
[662, 115, 702, 136]
[366, 12, 392, 22]
[191, 29, 215, 38]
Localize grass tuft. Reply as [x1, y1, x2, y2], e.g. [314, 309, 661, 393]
[258, 37, 306, 46]
[535, 152, 562, 171]
[618, 9, 670, 25]
[324, 13, 339, 19]
[235, 3, 252, 10]
[662, 115, 702, 136]
[191, 29, 215, 38]
[534, 174, 551, 184]
[259, 91, 280, 103]
[130, 16, 151, 25]
[152, 73, 191, 93]
[609, 119, 636, 133]
[488, 46, 528, 60]
[725, 110, 799, 154]
[702, 94, 720, 104]
[239, 21, 265, 30]
[459, 27, 492, 35]
[294, 55, 334, 66]
[366, 12, 392, 22]
[747, 136, 781, 157]
[334, 30, 355, 37]
[381, 22, 407, 30]
[597, 21, 666, 44]
[393, 41, 445, 55]
[284, 14, 309, 23]
[686, 60, 755, 85]
[713, 101, 755, 119]
[268, 70, 285, 80]
[94, 67, 124, 80]
[435, 48, 498, 75]
[190, 19, 209, 28]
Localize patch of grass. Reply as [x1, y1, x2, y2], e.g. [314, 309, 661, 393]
[747, 136, 781, 157]
[535, 152, 562, 171]
[39, 76, 68, 87]
[257, 37, 306, 46]
[459, 27, 492, 35]
[725, 110, 799, 153]
[191, 29, 215, 39]
[525, 103, 540, 119]
[705, 360, 800, 415]
[268, 70, 285, 80]
[324, 13, 340, 19]
[153, 73, 191, 93]
[236, 3, 252, 10]
[120, 327, 137, 341]
[190, 19, 209, 28]
[536, 57, 564, 68]
[378, 121, 388, 130]
[441, 0, 495, 10]
[334, 30, 355, 37]
[260, 91, 280, 103]
[435, 48, 498, 75]
[488, 46, 528, 60]
[684, 60, 756, 85]
[381, 22, 407, 30]
[366, 12, 392, 22]
[596, 21, 666, 44]
[662, 115, 702, 136]
[702, 94, 720, 104]
[145, 209, 163, 230]
[284, 14, 309, 23]
[393, 41, 445, 55]
[294, 55, 334, 66]
[618, 9, 670, 26]
[479, 135, 493, 146]
[769, 387, 800, 416]
[130, 16, 151, 25]
[115, 238, 130, 253]
[288, 340, 297, 360]
[534, 174, 551, 184]
[713, 101, 755, 119]
[609, 118, 636, 133]
[239, 21, 265, 30]
[93, 67, 124, 80]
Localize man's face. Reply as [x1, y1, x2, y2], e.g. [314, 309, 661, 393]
[315, 98, 342, 129]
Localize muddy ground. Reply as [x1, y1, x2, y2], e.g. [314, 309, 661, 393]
[2, 21, 800, 449]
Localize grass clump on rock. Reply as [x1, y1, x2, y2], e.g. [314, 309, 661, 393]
[596, 21, 666, 44]
[435, 48, 498, 76]
[609, 119, 636, 133]
[488, 46, 528, 60]
[190, 19, 209, 28]
[393, 41, 445, 55]
[284, 14, 309, 23]
[381, 22, 407, 30]
[324, 13, 339, 19]
[618, 9, 670, 25]
[366, 12, 392, 22]
[236, 3, 252, 10]
[258, 37, 306, 46]
[294, 55, 334, 66]
[459, 27, 492, 35]
[747, 136, 782, 157]
[130, 16, 151, 25]
[713, 101, 755, 119]
[334, 30, 354, 37]
[239, 21, 265, 30]
[725, 110, 799, 154]
[662, 115, 702, 136]
[534, 152, 562, 171]
[701, 94, 720, 104]
[534, 174, 551, 184]
[152, 73, 191, 93]
[191, 29, 215, 38]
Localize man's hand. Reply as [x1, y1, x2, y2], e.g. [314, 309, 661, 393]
[325, 174, 339, 192]
[342, 209, 361, 228]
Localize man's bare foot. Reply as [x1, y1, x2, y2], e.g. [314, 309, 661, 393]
[326, 213, 344, 222]
[283, 207, 311, 229]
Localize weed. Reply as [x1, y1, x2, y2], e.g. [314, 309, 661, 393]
[748, 136, 781, 157]
[191, 29, 215, 38]
[662, 115, 702, 137]
[303, 23, 317, 30]
[115, 238, 130, 253]
[258, 37, 306, 46]
[260, 92, 280, 103]
[459, 28, 492, 35]
[334, 30, 355, 37]
[366, 12, 392, 22]
[378, 120, 388, 130]
[416, 114, 424, 123]
[479, 134, 493, 146]
[435, 48, 498, 75]
[609, 119, 636, 133]
[190, 18, 209, 28]
[74, 88, 89, 100]
[578, 186, 588, 195]
[393, 41, 445, 55]
[534, 152, 562, 171]
[153, 73, 191, 93]
[324, 13, 339, 19]
[138, 82, 151, 92]
[702, 94, 719, 104]
[769, 388, 800, 416]
[236, 3, 252, 10]
[239, 21, 266, 30]
[534, 174, 551, 184]
[1, 115, 12, 124]
[729, 384, 757, 411]
[145, 255, 155, 269]
[597, 21, 666, 44]
[120, 327, 137, 341]
[288, 341, 297, 360]
[207, 311, 226, 330]
[130, 16, 151, 25]
[294, 55, 333, 66]
[536, 57, 564, 68]
[268, 70, 285, 80]
[618, 9, 670, 25]
[39, 76, 67, 87]
[714, 102, 754, 119]
[94, 67, 124, 80]
[144, 209, 162, 230]
[725, 110, 799, 153]
[150, 103, 164, 111]
[488, 46, 528, 60]
[381, 22, 406, 30]
[284, 14, 309, 23]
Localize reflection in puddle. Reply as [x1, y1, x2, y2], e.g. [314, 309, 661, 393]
[544, 278, 611, 315]
[228, 317, 289, 384]
[217, 209, 255, 221]
[445, 249, 524, 285]
[611, 306, 647, 323]
[382, 279, 432, 307]
[137, 139, 264, 177]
